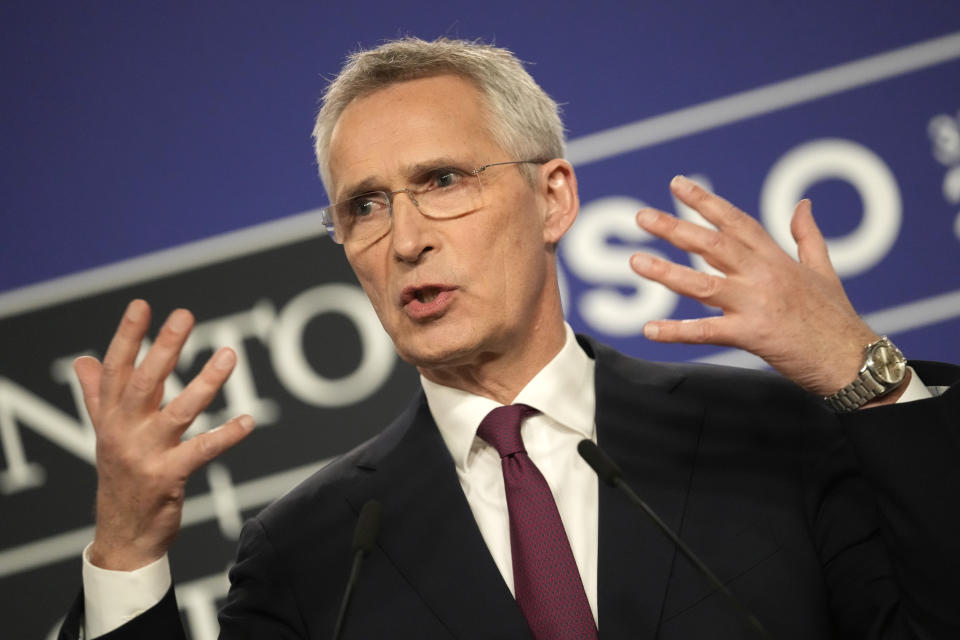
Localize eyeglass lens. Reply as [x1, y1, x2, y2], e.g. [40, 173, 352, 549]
[330, 169, 484, 244]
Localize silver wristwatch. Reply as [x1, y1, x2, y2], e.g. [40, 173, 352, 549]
[824, 336, 907, 412]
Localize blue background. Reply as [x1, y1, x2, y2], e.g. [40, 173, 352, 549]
[4, 2, 960, 323]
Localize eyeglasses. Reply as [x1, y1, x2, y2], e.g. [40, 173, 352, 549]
[320, 159, 546, 245]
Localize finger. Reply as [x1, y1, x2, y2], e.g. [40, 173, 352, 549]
[643, 317, 732, 346]
[790, 199, 834, 274]
[100, 300, 151, 406]
[669, 175, 769, 247]
[630, 251, 728, 307]
[635, 208, 741, 273]
[74, 356, 103, 419]
[177, 415, 255, 475]
[122, 309, 194, 412]
[160, 347, 236, 433]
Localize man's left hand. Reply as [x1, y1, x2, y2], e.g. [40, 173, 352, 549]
[630, 175, 878, 396]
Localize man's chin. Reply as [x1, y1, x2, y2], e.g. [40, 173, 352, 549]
[397, 343, 473, 370]
[392, 331, 481, 371]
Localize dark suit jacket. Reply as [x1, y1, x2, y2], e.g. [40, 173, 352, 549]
[61, 337, 960, 639]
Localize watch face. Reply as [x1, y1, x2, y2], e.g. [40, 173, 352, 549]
[872, 343, 906, 384]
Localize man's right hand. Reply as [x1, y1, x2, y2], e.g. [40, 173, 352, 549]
[75, 299, 255, 571]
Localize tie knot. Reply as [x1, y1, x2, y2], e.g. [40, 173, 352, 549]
[477, 404, 539, 458]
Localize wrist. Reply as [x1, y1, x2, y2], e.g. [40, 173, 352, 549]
[818, 330, 882, 394]
[824, 335, 908, 412]
[88, 538, 166, 572]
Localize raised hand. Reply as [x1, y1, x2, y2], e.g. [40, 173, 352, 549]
[74, 299, 254, 570]
[630, 175, 880, 396]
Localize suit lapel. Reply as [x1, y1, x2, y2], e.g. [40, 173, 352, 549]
[338, 339, 703, 639]
[344, 393, 532, 639]
[584, 338, 705, 639]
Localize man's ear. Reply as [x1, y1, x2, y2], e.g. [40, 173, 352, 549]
[539, 159, 579, 246]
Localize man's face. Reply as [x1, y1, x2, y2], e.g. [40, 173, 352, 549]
[327, 74, 559, 374]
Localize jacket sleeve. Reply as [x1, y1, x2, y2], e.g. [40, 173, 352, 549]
[57, 517, 308, 640]
[812, 361, 960, 639]
[842, 361, 960, 638]
[57, 586, 187, 640]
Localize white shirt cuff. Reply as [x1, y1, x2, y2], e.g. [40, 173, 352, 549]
[82, 542, 171, 639]
[897, 366, 933, 404]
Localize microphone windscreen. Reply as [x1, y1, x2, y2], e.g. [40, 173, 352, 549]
[352, 499, 382, 554]
[578, 440, 623, 486]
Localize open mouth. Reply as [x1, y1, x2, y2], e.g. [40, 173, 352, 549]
[400, 285, 456, 316]
[414, 287, 441, 304]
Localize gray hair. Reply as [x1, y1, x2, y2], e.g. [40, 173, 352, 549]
[312, 37, 565, 193]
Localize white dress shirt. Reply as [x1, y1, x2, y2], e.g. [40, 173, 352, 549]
[422, 323, 599, 622]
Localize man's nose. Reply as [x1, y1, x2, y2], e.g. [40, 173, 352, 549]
[390, 190, 434, 263]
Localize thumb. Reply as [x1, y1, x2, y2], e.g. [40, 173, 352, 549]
[790, 199, 834, 273]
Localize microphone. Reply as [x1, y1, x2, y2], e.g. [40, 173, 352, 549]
[577, 440, 771, 638]
[332, 499, 383, 640]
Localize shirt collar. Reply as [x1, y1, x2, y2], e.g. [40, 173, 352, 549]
[422, 324, 596, 472]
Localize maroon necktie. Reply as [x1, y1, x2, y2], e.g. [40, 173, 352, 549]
[477, 404, 598, 639]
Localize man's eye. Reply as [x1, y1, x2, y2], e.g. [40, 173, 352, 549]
[431, 170, 465, 189]
[348, 196, 382, 219]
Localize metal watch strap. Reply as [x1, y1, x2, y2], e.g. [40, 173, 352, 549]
[826, 369, 890, 411]
[825, 336, 906, 412]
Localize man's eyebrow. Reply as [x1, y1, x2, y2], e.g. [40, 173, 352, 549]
[336, 157, 470, 201]
[402, 156, 465, 177]
[337, 177, 385, 202]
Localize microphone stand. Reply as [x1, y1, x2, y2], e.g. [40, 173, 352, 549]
[578, 440, 771, 638]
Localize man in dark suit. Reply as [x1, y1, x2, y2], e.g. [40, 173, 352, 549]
[61, 38, 959, 638]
